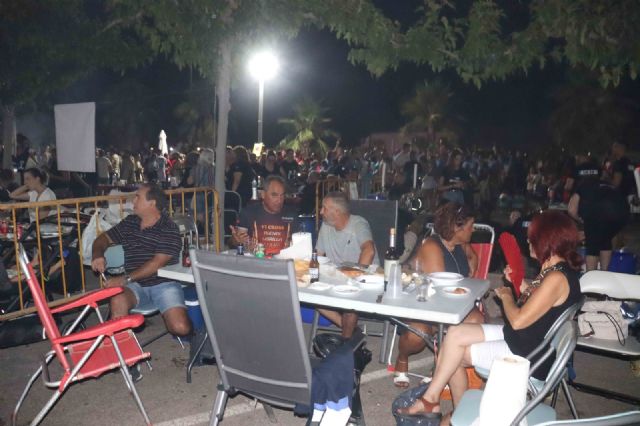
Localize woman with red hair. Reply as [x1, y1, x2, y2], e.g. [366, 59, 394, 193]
[396, 210, 582, 422]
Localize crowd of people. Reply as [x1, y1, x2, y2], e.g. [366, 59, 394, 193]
[2, 131, 636, 423]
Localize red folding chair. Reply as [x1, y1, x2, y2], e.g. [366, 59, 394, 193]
[470, 223, 495, 280]
[12, 245, 152, 426]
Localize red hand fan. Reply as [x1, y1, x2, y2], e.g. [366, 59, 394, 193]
[498, 232, 524, 297]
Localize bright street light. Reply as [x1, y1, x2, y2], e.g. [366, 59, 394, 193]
[248, 51, 279, 82]
[248, 51, 279, 143]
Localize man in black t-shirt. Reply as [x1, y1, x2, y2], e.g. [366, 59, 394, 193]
[280, 149, 300, 180]
[609, 141, 636, 197]
[230, 175, 298, 256]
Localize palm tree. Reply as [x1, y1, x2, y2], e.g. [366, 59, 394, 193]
[400, 79, 460, 147]
[277, 98, 338, 158]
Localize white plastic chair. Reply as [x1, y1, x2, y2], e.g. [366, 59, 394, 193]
[572, 271, 640, 405]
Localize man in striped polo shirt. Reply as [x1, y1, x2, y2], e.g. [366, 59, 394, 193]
[91, 183, 191, 338]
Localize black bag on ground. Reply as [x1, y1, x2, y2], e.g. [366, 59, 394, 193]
[392, 383, 441, 426]
[0, 314, 45, 348]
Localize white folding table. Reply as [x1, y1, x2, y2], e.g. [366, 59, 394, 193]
[159, 261, 490, 346]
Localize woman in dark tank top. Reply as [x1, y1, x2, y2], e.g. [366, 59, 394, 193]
[394, 202, 483, 387]
[397, 210, 583, 421]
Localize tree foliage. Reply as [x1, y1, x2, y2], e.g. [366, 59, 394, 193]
[345, 0, 640, 88]
[0, 0, 148, 107]
[277, 98, 337, 158]
[549, 79, 637, 154]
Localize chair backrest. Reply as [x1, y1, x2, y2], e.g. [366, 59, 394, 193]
[580, 271, 640, 300]
[512, 321, 578, 426]
[536, 410, 640, 426]
[471, 223, 495, 280]
[527, 296, 585, 362]
[173, 213, 199, 248]
[348, 199, 398, 258]
[17, 245, 70, 371]
[191, 250, 312, 408]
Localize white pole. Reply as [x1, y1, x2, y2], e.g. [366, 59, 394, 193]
[413, 163, 418, 189]
[381, 162, 386, 190]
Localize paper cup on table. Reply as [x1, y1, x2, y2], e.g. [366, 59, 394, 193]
[475, 355, 530, 426]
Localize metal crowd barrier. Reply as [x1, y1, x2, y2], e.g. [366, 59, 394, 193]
[0, 186, 219, 320]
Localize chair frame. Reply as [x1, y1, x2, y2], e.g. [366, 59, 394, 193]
[12, 245, 151, 426]
[570, 271, 640, 406]
[451, 321, 579, 426]
[191, 250, 313, 425]
[536, 410, 640, 426]
[474, 297, 585, 418]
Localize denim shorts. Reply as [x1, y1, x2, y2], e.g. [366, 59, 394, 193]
[127, 281, 186, 314]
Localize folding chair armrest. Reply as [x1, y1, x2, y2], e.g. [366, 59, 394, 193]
[50, 287, 124, 314]
[53, 314, 145, 345]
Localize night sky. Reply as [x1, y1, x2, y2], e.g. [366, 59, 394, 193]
[229, 26, 562, 149]
[20, 2, 639, 155]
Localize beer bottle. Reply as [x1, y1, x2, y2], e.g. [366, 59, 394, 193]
[309, 249, 320, 283]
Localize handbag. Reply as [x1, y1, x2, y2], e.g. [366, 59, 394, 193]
[578, 301, 628, 345]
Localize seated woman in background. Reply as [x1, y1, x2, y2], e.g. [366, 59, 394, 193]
[9, 168, 56, 222]
[396, 210, 582, 423]
[394, 202, 483, 387]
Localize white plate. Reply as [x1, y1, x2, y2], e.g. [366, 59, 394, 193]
[353, 274, 384, 290]
[428, 272, 464, 286]
[308, 282, 332, 291]
[331, 285, 362, 296]
[441, 286, 470, 297]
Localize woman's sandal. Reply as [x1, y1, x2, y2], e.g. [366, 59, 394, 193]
[393, 371, 410, 388]
[395, 396, 440, 417]
[393, 360, 410, 388]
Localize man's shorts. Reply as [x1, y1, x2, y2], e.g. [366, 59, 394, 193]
[127, 281, 186, 314]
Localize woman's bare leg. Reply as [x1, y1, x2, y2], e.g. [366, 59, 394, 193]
[395, 322, 431, 371]
[399, 324, 485, 415]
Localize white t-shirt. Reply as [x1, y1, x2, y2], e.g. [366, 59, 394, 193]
[28, 187, 56, 223]
[316, 214, 379, 265]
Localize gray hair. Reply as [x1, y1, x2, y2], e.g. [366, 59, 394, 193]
[265, 174, 286, 190]
[324, 191, 350, 214]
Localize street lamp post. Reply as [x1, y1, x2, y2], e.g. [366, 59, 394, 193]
[248, 51, 279, 144]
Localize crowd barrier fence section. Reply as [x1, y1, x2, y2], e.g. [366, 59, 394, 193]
[0, 186, 219, 320]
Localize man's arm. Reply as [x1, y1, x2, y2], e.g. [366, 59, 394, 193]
[358, 240, 375, 266]
[105, 253, 173, 288]
[91, 232, 114, 273]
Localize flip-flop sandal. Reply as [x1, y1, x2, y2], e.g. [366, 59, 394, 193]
[393, 371, 411, 388]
